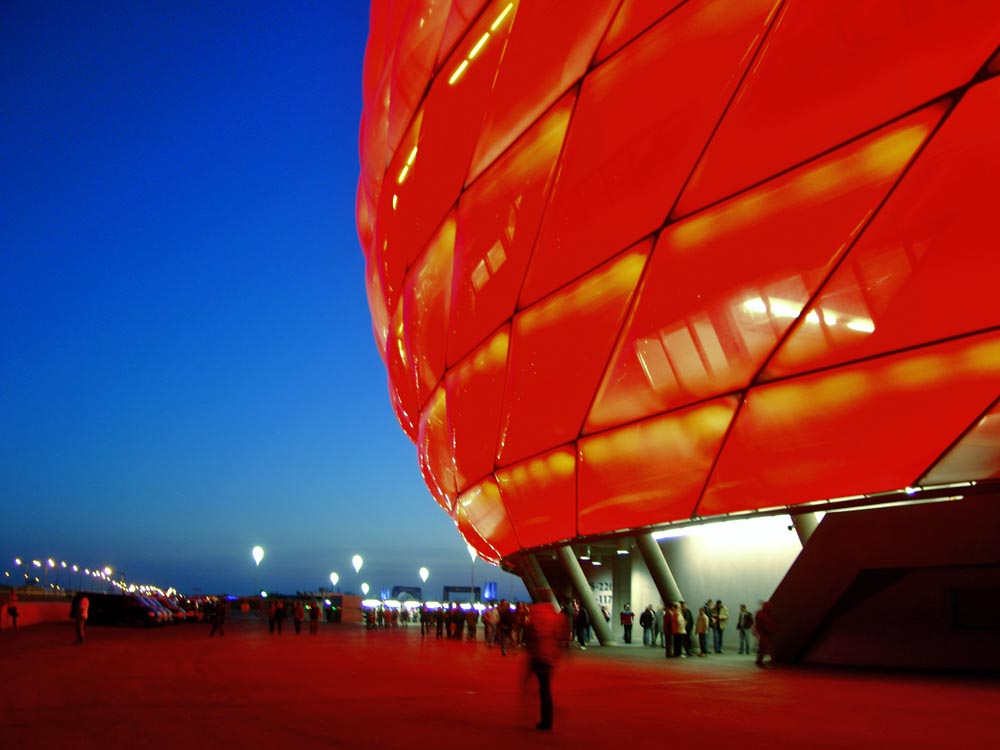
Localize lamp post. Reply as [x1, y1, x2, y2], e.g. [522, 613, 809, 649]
[252, 546, 264, 613]
[361, 582, 369, 597]
[329, 572, 339, 593]
[467, 544, 477, 605]
[352, 554, 363, 596]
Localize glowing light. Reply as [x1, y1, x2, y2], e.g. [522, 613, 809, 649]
[468, 32, 490, 60]
[330, 571, 339, 587]
[352, 554, 363, 573]
[361, 582, 370, 595]
[405, 146, 418, 166]
[396, 163, 410, 184]
[491, 3, 513, 31]
[252, 546, 264, 566]
[467, 544, 477, 562]
[419, 566, 429, 583]
[103, 566, 112, 576]
[448, 59, 469, 85]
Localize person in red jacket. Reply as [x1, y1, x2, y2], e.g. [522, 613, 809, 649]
[620, 603, 635, 643]
[524, 597, 563, 731]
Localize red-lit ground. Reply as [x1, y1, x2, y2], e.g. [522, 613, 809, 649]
[3, 616, 995, 748]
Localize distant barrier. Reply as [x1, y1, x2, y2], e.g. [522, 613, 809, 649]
[1, 600, 72, 630]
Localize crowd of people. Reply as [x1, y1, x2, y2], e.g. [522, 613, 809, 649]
[627, 599, 775, 665]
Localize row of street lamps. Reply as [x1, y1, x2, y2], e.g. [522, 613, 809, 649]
[6, 557, 116, 592]
[249, 546, 443, 598]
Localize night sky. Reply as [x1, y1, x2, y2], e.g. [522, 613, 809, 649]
[1, 1, 527, 601]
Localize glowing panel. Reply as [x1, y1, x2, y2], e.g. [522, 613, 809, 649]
[498, 243, 649, 467]
[765, 77, 1000, 378]
[674, 0, 1000, 216]
[519, 0, 780, 307]
[578, 397, 738, 536]
[447, 328, 510, 493]
[466, 1, 615, 183]
[700, 331, 1000, 517]
[585, 104, 943, 432]
[449, 96, 571, 365]
[402, 214, 455, 407]
[458, 476, 521, 560]
[497, 446, 577, 549]
[359, 1, 1000, 562]
[418, 386, 457, 513]
[595, 0, 686, 64]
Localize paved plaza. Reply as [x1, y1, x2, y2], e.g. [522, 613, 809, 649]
[3, 617, 996, 749]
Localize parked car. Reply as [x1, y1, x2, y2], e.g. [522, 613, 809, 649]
[153, 596, 186, 622]
[86, 593, 162, 628]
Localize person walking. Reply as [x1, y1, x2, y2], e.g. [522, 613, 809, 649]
[308, 600, 321, 635]
[524, 598, 563, 731]
[209, 598, 226, 637]
[573, 600, 590, 650]
[754, 601, 778, 667]
[640, 604, 654, 646]
[292, 600, 305, 635]
[620, 604, 635, 644]
[74, 593, 89, 644]
[736, 604, 754, 654]
[6, 590, 18, 630]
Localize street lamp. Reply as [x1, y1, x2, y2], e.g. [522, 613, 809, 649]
[329, 572, 339, 591]
[419, 566, 429, 583]
[361, 582, 369, 596]
[252, 546, 264, 610]
[351, 554, 363, 574]
[467, 544, 477, 605]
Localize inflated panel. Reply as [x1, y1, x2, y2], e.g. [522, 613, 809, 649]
[700, 332, 1000, 516]
[402, 213, 455, 407]
[497, 445, 577, 549]
[499, 243, 648, 467]
[458, 476, 521, 559]
[467, 1, 615, 183]
[447, 328, 510, 493]
[585, 104, 943, 433]
[519, 0, 779, 307]
[765, 78, 1000, 378]
[418, 386, 458, 513]
[578, 397, 738, 536]
[449, 96, 572, 366]
[675, 0, 1000, 216]
[595, 0, 686, 64]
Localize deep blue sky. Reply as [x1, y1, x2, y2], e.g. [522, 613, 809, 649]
[1, 1, 526, 601]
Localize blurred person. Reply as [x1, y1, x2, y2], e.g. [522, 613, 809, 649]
[736, 604, 754, 654]
[267, 600, 277, 634]
[292, 600, 305, 635]
[681, 601, 694, 656]
[620, 603, 635, 643]
[573, 600, 590, 651]
[670, 603, 687, 658]
[695, 607, 710, 656]
[712, 600, 729, 653]
[309, 600, 321, 635]
[74, 592, 89, 644]
[640, 604, 654, 646]
[754, 601, 778, 668]
[497, 599, 514, 655]
[523, 596, 563, 731]
[209, 598, 226, 637]
[483, 603, 499, 647]
[652, 604, 664, 648]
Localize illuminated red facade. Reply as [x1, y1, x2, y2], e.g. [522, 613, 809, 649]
[357, 1, 1000, 566]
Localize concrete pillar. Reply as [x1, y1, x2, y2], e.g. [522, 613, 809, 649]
[636, 532, 684, 605]
[557, 545, 616, 646]
[792, 512, 821, 546]
[518, 553, 561, 610]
